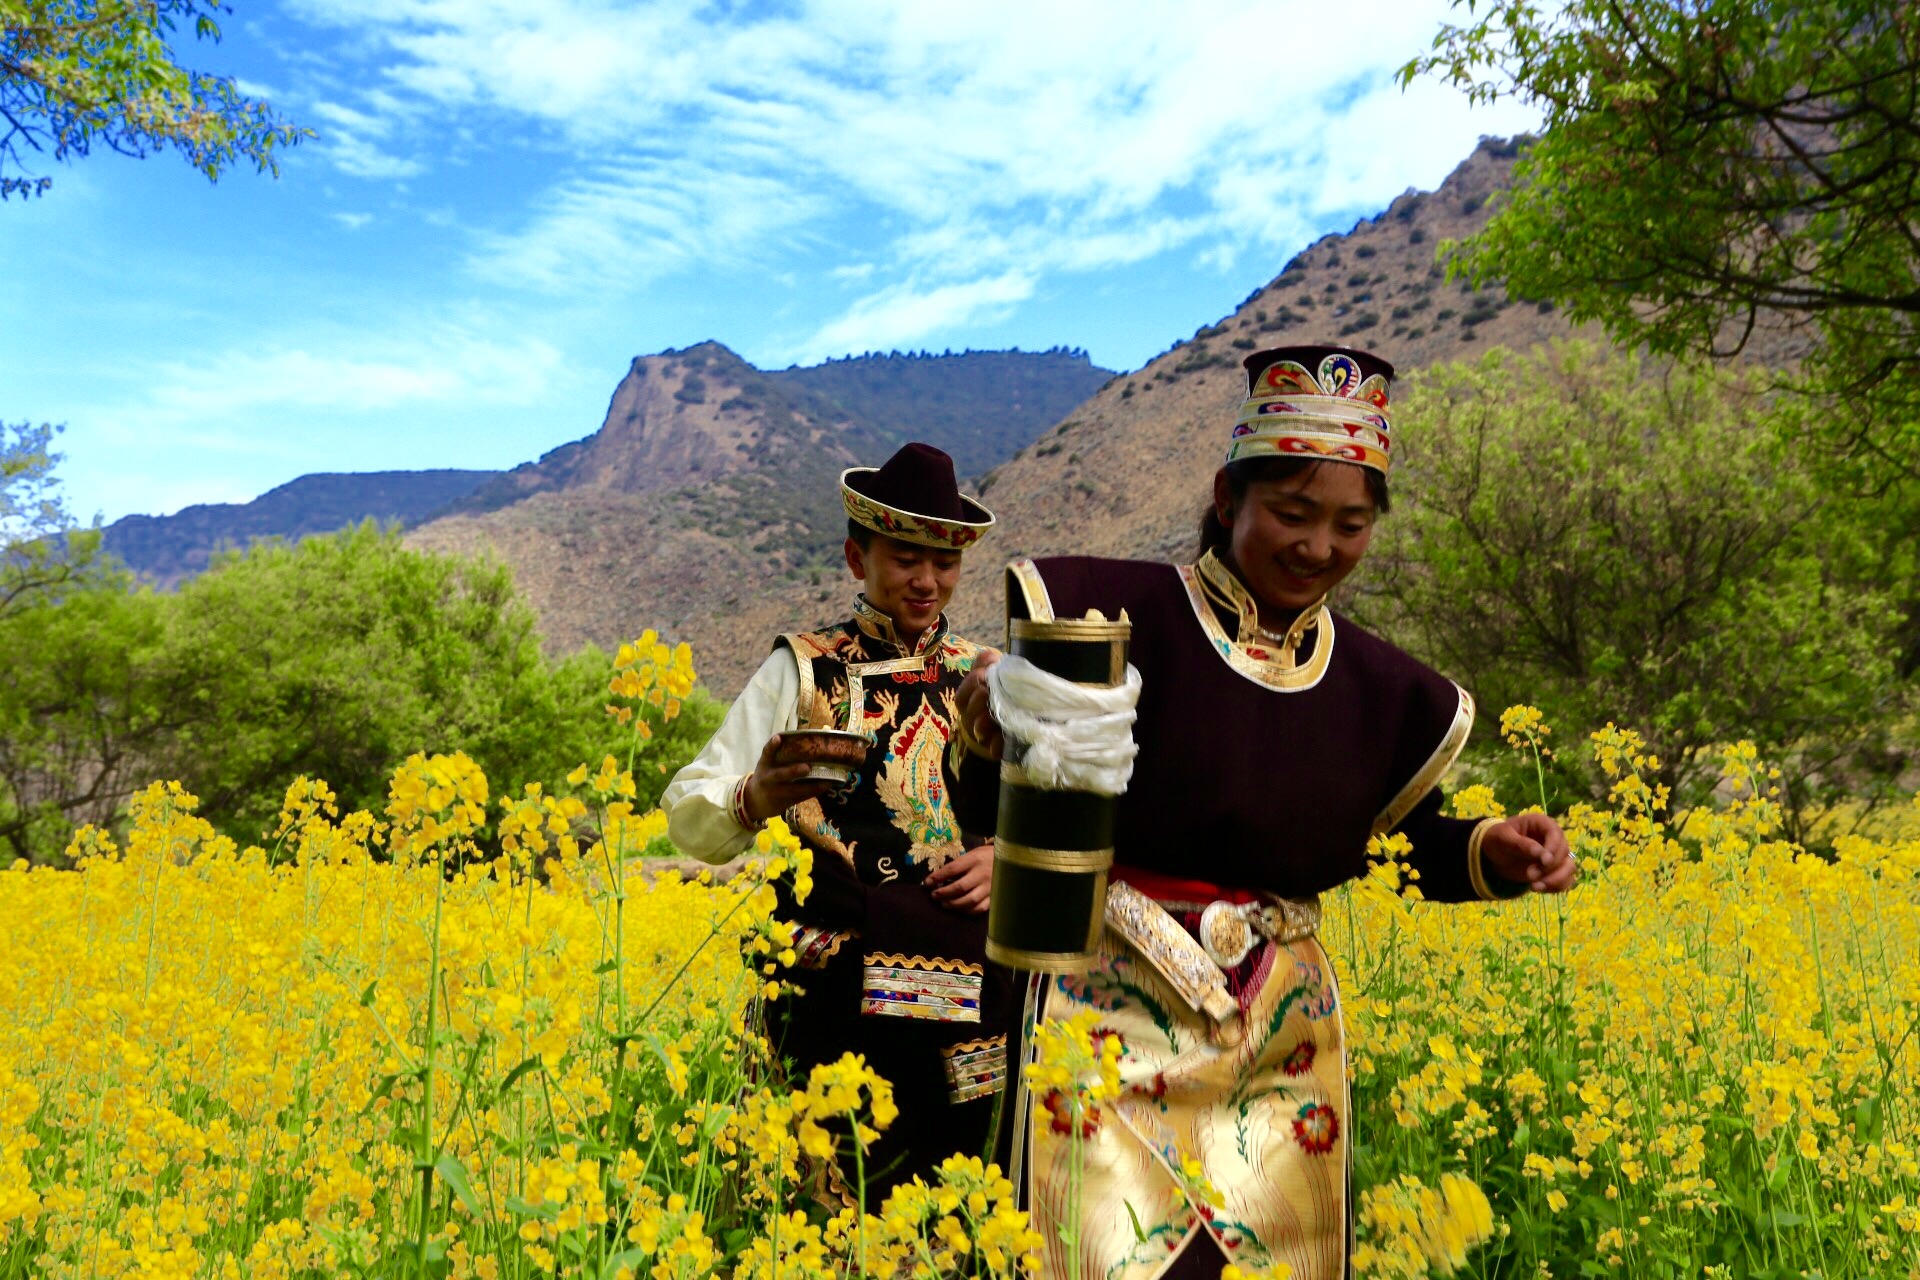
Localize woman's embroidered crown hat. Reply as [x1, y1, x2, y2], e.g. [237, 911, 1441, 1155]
[841, 442, 996, 551]
[1230, 344, 1397, 476]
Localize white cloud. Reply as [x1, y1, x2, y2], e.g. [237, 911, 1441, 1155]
[309, 96, 424, 179]
[792, 272, 1036, 363]
[332, 211, 373, 230]
[284, 0, 1541, 327]
[53, 317, 575, 522]
[467, 161, 825, 290]
[311, 99, 393, 136]
[141, 330, 562, 422]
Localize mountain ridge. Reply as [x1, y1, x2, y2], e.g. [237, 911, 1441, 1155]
[101, 470, 499, 586]
[99, 347, 1112, 587]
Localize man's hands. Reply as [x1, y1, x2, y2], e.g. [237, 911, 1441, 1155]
[954, 650, 1005, 760]
[742, 733, 836, 825]
[1481, 812, 1579, 894]
[928, 842, 994, 913]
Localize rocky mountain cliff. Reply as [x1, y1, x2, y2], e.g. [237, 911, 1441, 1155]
[102, 348, 1109, 590]
[404, 345, 1113, 681]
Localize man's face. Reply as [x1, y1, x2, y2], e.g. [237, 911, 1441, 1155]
[845, 533, 963, 638]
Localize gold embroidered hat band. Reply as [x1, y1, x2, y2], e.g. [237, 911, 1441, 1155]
[1229, 345, 1397, 476]
[841, 442, 995, 551]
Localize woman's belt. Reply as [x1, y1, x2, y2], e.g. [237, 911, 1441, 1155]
[1103, 866, 1321, 1048]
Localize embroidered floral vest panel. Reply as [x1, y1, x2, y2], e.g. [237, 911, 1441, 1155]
[776, 604, 984, 887]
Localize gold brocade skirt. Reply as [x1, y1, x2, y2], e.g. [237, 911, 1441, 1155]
[1015, 928, 1350, 1280]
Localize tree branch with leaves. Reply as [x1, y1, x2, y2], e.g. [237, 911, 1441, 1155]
[1403, 0, 1920, 475]
[1, 0, 305, 198]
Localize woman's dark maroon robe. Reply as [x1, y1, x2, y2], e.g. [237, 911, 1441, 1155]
[953, 555, 1521, 1280]
[956, 555, 1517, 901]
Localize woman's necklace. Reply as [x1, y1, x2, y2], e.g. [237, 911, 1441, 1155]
[1195, 551, 1326, 661]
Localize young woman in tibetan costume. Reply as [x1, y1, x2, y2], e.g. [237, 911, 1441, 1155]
[953, 345, 1577, 1280]
[665, 443, 1012, 1199]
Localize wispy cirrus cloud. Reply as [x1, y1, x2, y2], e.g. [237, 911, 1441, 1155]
[62, 324, 568, 518]
[281, 0, 1539, 353]
[466, 160, 828, 291]
[132, 328, 563, 427]
[795, 271, 1037, 362]
[309, 98, 426, 179]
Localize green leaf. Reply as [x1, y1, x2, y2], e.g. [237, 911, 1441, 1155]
[498, 1055, 543, 1093]
[601, 1247, 656, 1280]
[355, 1072, 401, 1119]
[1854, 1094, 1885, 1143]
[358, 978, 378, 1007]
[433, 1155, 483, 1218]
[1123, 1199, 1148, 1245]
[506, 1195, 556, 1221]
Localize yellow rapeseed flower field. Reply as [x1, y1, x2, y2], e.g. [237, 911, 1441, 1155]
[1332, 721, 1920, 1278]
[0, 631, 1913, 1279]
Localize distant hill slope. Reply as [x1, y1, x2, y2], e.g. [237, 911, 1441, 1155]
[775, 348, 1113, 479]
[102, 470, 498, 585]
[102, 346, 1110, 591]
[943, 137, 1807, 649]
[427, 342, 893, 544]
[405, 344, 1115, 680]
[940, 139, 1570, 645]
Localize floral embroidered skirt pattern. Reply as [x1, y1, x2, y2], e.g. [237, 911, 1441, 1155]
[1022, 930, 1349, 1280]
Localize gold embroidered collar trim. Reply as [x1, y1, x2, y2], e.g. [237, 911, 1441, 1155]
[852, 594, 947, 657]
[1178, 552, 1336, 692]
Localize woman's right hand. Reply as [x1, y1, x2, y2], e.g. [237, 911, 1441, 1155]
[955, 650, 1005, 760]
[743, 733, 835, 824]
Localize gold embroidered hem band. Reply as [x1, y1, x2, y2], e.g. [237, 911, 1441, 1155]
[861, 954, 984, 1022]
[940, 1036, 1008, 1104]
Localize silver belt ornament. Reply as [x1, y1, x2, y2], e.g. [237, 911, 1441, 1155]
[1198, 896, 1322, 969]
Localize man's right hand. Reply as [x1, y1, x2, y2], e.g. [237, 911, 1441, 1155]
[743, 733, 837, 824]
[954, 650, 1005, 760]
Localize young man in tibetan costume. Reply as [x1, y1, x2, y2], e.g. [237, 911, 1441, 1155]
[952, 346, 1577, 1280]
[664, 441, 1010, 1199]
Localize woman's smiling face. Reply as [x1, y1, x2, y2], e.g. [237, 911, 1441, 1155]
[1216, 460, 1378, 614]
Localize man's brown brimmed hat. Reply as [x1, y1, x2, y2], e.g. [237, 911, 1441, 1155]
[841, 443, 995, 551]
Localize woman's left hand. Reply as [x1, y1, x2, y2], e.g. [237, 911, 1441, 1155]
[1481, 812, 1579, 894]
[928, 842, 995, 913]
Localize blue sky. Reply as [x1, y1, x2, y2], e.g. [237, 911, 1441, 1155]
[2, 0, 1538, 525]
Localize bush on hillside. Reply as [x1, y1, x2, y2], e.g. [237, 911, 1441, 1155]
[1357, 341, 1915, 837]
[0, 525, 721, 861]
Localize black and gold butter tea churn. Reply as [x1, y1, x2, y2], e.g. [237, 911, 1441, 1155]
[985, 570, 1131, 974]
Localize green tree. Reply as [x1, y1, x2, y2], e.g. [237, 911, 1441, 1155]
[0, 524, 724, 861]
[148, 524, 611, 841]
[1403, 0, 1920, 475]
[1, 422, 100, 617]
[1359, 342, 1913, 837]
[1, 0, 303, 198]
[0, 566, 169, 859]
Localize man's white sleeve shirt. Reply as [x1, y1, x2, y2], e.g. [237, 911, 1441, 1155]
[662, 649, 800, 863]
